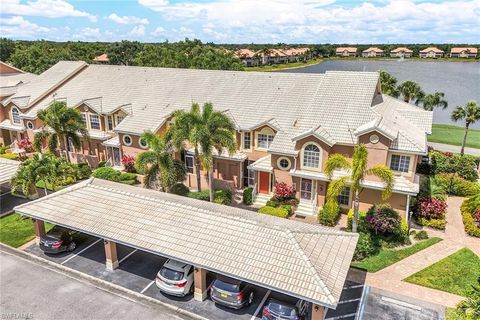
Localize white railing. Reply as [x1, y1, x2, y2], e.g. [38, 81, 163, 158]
[252, 183, 257, 202]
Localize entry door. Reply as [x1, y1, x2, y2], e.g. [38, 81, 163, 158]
[112, 147, 121, 167]
[300, 179, 312, 200]
[258, 172, 270, 194]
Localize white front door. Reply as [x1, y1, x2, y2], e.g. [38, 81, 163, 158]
[112, 147, 121, 167]
[300, 179, 313, 200]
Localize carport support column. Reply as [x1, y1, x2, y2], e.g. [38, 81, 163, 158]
[311, 304, 326, 320]
[104, 240, 119, 271]
[193, 267, 207, 302]
[32, 219, 45, 245]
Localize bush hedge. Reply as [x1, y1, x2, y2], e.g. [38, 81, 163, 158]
[0, 153, 19, 160]
[416, 197, 447, 220]
[366, 204, 402, 235]
[461, 194, 480, 237]
[169, 183, 190, 196]
[187, 190, 210, 201]
[214, 189, 232, 205]
[318, 200, 340, 226]
[416, 215, 446, 230]
[429, 150, 479, 181]
[414, 230, 429, 240]
[243, 187, 253, 205]
[462, 212, 480, 237]
[354, 232, 380, 261]
[91, 167, 138, 185]
[258, 206, 289, 218]
[74, 162, 92, 180]
[433, 173, 480, 197]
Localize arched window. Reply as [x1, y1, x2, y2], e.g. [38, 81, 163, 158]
[303, 144, 320, 168]
[11, 107, 20, 124]
[257, 127, 275, 149]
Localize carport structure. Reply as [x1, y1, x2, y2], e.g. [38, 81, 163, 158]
[15, 178, 358, 319]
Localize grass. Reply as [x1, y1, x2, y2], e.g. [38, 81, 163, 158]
[404, 247, 480, 296]
[246, 58, 323, 72]
[351, 237, 442, 273]
[428, 124, 480, 149]
[446, 308, 466, 320]
[0, 213, 54, 248]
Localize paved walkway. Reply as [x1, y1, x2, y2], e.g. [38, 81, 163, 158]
[428, 142, 480, 156]
[366, 196, 480, 308]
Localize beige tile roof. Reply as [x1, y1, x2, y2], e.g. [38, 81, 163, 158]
[336, 47, 357, 53]
[362, 47, 384, 53]
[234, 49, 257, 59]
[14, 178, 358, 308]
[248, 155, 273, 172]
[93, 54, 109, 62]
[0, 119, 24, 132]
[450, 47, 477, 54]
[390, 47, 413, 53]
[0, 158, 21, 184]
[419, 47, 444, 53]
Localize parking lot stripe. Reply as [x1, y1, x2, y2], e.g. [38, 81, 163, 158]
[140, 280, 156, 294]
[60, 239, 102, 265]
[119, 249, 138, 264]
[338, 298, 361, 304]
[251, 289, 271, 320]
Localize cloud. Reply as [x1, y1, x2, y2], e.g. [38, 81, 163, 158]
[2, 0, 97, 21]
[151, 26, 165, 36]
[129, 24, 146, 36]
[139, 0, 480, 43]
[107, 13, 149, 25]
[0, 16, 51, 38]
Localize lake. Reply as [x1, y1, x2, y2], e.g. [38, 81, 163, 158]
[280, 60, 480, 129]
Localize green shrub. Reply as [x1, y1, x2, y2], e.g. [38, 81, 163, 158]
[97, 161, 106, 168]
[430, 150, 479, 181]
[461, 194, 480, 238]
[433, 173, 480, 197]
[0, 144, 10, 154]
[416, 215, 446, 230]
[75, 162, 92, 180]
[318, 200, 340, 226]
[92, 167, 121, 181]
[214, 189, 232, 205]
[169, 183, 190, 196]
[281, 204, 293, 215]
[0, 153, 19, 160]
[187, 190, 210, 201]
[243, 187, 253, 205]
[366, 204, 402, 235]
[461, 193, 480, 214]
[347, 209, 368, 232]
[414, 230, 429, 240]
[258, 206, 289, 218]
[266, 199, 280, 207]
[58, 176, 76, 186]
[462, 212, 480, 237]
[119, 179, 137, 185]
[353, 232, 380, 261]
[119, 172, 137, 181]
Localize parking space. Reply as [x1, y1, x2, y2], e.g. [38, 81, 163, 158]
[325, 280, 364, 320]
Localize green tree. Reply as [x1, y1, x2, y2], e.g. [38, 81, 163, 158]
[0, 38, 16, 62]
[169, 102, 236, 201]
[451, 100, 480, 155]
[325, 144, 394, 232]
[397, 80, 425, 104]
[418, 92, 448, 111]
[107, 40, 143, 66]
[134, 131, 186, 191]
[33, 101, 89, 162]
[379, 70, 399, 98]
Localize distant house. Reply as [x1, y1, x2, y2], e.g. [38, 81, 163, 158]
[0, 61, 25, 75]
[362, 47, 384, 58]
[336, 47, 357, 57]
[282, 48, 311, 62]
[390, 47, 413, 58]
[419, 47, 444, 58]
[449, 47, 477, 58]
[93, 54, 109, 64]
[234, 49, 260, 67]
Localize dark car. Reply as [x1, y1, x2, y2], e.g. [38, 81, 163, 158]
[261, 298, 310, 320]
[39, 226, 80, 254]
[210, 276, 254, 309]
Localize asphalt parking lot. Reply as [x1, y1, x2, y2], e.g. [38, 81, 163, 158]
[24, 231, 366, 320]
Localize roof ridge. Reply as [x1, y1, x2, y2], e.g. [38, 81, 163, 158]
[285, 230, 336, 305]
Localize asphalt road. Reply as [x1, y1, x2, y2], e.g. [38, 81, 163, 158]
[0, 250, 194, 320]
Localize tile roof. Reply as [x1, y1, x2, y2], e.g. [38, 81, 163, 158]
[0, 158, 20, 184]
[362, 47, 384, 53]
[248, 155, 273, 172]
[93, 54, 109, 62]
[390, 47, 413, 53]
[450, 47, 478, 54]
[420, 47, 444, 53]
[234, 49, 257, 59]
[0, 119, 24, 131]
[15, 178, 358, 308]
[336, 47, 357, 53]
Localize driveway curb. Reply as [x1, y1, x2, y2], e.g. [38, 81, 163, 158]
[0, 243, 208, 320]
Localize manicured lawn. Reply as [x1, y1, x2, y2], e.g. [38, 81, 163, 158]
[351, 237, 442, 273]
[246, 58, 323, 72]
[404, 247, 480, 296]
[0, 213, 54, 248]
[428, 124, 480, 149]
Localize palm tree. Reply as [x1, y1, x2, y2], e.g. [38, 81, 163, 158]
[325, 144, 394, 233]
[33, 101, 89, 162]
[379, 70, 400, 98]
[134, 131, 186, 191]
[397, 80, 425, 104]
[418, 92, 448, 111]
[451, 100, 480, 155]
[169, 102, 236, 201]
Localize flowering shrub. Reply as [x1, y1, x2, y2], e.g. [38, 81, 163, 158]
[273, 182, 296, 201]
[121, 155, 136, 173]
[17, 138, 33, 151]
[417, 197, 447, 220]
[365, 204, 401, 235]
[474, 209, 480, 228]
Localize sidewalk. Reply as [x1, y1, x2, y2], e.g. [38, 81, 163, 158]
[428, 142, 480, 156]
[366, 196, 480, 307]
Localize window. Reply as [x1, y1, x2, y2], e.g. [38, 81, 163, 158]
[303, 144, 320, 168]
[26, 121, 34, 130]
[338, 187, 350, 206]
[257, 134, 274, 149]
[390, 154, 410, 173]
[81, 113, 87, 127]
[123, 135, 132, 146]
[277, 157, 291, 171]
[247, 169, 255, 186]
[139, 137, 148, 149]
[67, 137, 74, 152]
[116, 115, 124, 125]
[107, 116, 114, 131]
[243, 132, 251, 150]
[185, 155, 194, 174]
[11, 107, 20, 124]
[89, 114, 100, 130]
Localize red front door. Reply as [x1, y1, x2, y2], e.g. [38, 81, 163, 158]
[258, 172, 270, 194]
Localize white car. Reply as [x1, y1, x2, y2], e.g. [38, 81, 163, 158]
[155, 259, 194, 296]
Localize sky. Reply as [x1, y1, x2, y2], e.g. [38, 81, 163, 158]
[1, 0, 479, 44]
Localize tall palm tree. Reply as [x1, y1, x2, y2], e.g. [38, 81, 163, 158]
[418, 92, 448, 111]
[325, 144, 394, 233]
[169, 102, 236, 201]
[397, 80, 425, 104]
[451, 100, 480, 155]
[135, 131, 186, 191]
[379, 70, 400, 98]
[33, 101, 89, 162]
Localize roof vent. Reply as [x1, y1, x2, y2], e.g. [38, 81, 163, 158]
[293, 119, 299, 127]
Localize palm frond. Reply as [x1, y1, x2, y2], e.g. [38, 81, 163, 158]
[325, 177, 348, 203]
[366, 165, 394, 200]
[324, 154, 350, 179]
